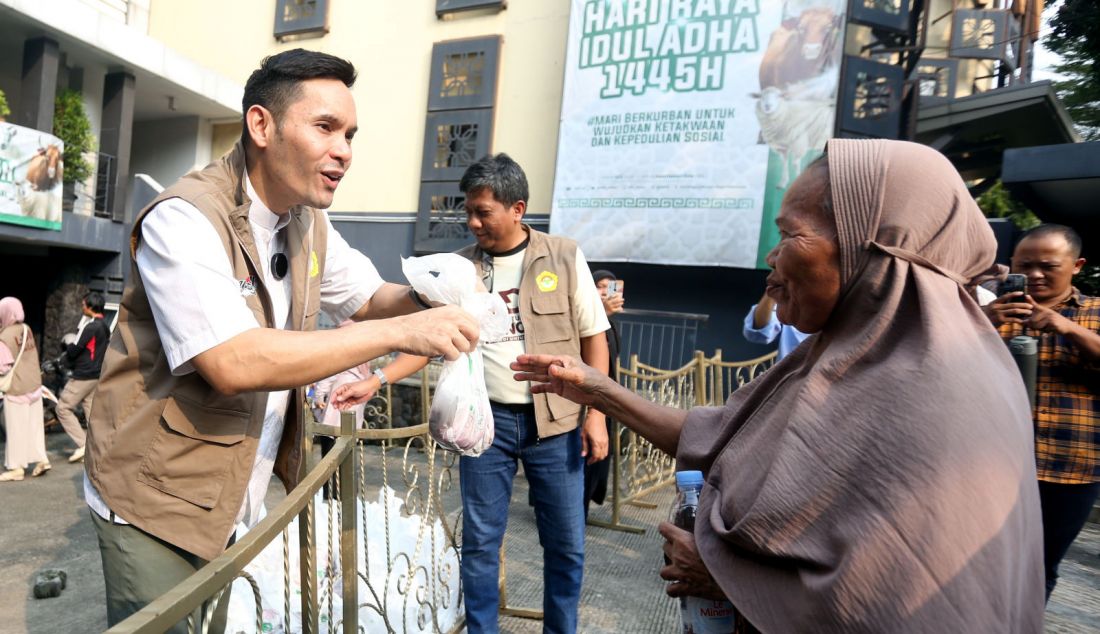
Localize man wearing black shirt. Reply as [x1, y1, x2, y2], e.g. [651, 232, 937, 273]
[58, 291, 111, 463]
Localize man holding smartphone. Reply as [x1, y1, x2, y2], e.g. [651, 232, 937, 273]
[595, 273, 624, 318]
[983, 224, 1100, 601]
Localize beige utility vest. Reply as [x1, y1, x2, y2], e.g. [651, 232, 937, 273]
[86, 142, 327, 561]
[0, 324, 41, 396]
[458, 226, 584, 438]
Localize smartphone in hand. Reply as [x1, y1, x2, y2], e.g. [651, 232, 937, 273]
[998, 274, 1027, 297]
[607, 279, 625, 299]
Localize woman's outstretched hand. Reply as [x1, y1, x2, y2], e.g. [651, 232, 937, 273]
[510, 354, 608, 409]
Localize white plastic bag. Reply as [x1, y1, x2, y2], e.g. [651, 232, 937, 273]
[402, 254, 509, 456]
[224, 487, 462, 633]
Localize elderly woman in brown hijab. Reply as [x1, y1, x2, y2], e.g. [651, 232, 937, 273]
[0, 296, 50, 481]
[512, 139, 1043, 632]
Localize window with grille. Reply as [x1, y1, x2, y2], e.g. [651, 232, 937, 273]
[274, 0, 329, 39]
[436, 0, 506, 18]
[838, 56, 904, 138]
[415, 36, 501, 253]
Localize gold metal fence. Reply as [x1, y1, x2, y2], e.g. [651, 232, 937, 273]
[110, 361, 465, 634]
[107, 419, 361, 634]
[108, 348, 775, 632]
[588, 349, 777, 534]
[704, 349, 779, 406]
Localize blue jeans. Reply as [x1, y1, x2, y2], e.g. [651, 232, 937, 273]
[460, 403, 585, 634]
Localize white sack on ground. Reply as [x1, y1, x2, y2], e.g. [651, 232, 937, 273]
[226, 486, 461, 633]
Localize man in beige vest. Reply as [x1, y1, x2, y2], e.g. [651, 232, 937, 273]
[84, 49, 478, 632]
[328, 154, 610, 632]
[456, 154, 609, 633]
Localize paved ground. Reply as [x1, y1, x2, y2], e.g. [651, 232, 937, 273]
[506, 477, 1100, 634]
[0, 432, 107, 633]
[1047, 521, 1100, 633]
[1, 431, 1098, 632]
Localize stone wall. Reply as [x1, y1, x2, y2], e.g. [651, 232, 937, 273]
[42, 264, 88, 364]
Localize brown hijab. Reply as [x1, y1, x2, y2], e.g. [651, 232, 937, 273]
[678, 139, 1043, 632]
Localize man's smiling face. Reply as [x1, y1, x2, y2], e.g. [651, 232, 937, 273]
[262, 78, 358, 212]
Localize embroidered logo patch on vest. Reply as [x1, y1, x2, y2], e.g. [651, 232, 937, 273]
[310, 251, 319, 278]
[535, 271, 558, 292]
[239, 275, 256, 297]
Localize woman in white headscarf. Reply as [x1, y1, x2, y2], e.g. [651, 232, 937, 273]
[0, 296, 50, 481]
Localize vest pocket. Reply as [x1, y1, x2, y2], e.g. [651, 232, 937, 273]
[528, 296, 582, 422]
[530, 294, 574, 344]
[547, 392, 582, 422]
[531, 293, 568, 315]
[137, 397, 249, 509]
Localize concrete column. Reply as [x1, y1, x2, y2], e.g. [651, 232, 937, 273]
[100, 72, 135, 222]
[18, 37, 60, 132]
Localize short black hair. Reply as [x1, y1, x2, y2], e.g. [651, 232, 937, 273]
[460, 153, 529, 208]
[84, 291, 105, 313]
[592, 269, 617, 284]
[1017, 223, 1082, 258]
[241, 49, 357, 146]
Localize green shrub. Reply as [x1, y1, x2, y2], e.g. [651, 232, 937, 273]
[0, 88, 10, 120]
[975, 181, 1040, 231]
[52, 89, 96, 184]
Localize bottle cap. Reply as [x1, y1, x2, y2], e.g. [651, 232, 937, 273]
[675, 470, 704, 489]
[1009, 335, 1037, 355]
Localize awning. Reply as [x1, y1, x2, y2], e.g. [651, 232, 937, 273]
[916, 81, 1080, 181]
[0, 0, 241, 122]
[1002, 141, 1100, 258]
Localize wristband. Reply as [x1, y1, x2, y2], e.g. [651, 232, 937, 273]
[372, 368, 389, 387]
[408, 287, 432, 310]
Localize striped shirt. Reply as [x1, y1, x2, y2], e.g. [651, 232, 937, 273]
[999, 289, 1100, 484]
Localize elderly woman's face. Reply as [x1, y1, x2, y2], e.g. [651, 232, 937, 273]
[764, 166, 841, 333]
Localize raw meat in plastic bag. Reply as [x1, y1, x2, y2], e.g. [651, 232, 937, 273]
[402, 254, 509, 456]
[428, 351, 493, 455]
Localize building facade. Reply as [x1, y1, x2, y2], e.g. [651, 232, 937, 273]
[147, 0, 1074, 363]
[1, 0, 1078, 367]
[0, 0, 240, 353]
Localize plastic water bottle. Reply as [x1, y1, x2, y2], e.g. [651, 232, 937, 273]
[1008, 335, 1038, 409]
[671, 470, 736, 634]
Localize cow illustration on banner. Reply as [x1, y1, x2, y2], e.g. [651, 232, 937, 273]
[0, 122, 65, 231]
[551, 0, 845, 269]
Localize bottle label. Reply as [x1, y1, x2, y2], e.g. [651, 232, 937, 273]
[682, 597, 736, 633]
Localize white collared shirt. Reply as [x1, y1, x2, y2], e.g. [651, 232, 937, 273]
[85, 174, 384, 529]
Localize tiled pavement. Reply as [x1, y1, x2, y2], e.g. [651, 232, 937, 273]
[1, 432, 1097, 632]
[1046, 521, 1100, 633]
[502, 468, 1100, 633]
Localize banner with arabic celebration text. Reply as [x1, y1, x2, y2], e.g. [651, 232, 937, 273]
[551, 0, 844, 268]
[0, 122, 65, 231]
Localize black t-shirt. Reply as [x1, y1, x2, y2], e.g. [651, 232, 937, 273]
[66, 316, 111, 380]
